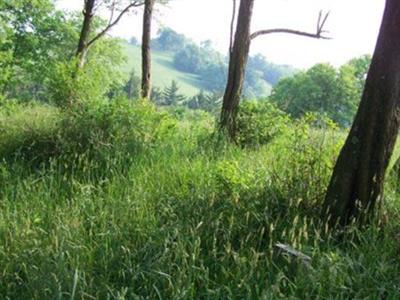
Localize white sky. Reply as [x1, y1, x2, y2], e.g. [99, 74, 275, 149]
[56, 0, 385, 69]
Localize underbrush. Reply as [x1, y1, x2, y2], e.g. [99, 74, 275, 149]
[0, 99, 176, 165]
[0, 101, 399, 299]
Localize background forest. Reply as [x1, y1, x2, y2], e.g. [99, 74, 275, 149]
[1, 0, 400, 299]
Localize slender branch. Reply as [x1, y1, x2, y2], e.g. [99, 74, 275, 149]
[250, 28, 331, 40]
[87, 1, 144, 49]
[108, 0, 116, 25]
[229, 0, 237, 54]
[250, 11, 331, 40]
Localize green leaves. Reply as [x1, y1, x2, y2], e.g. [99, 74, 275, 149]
[270, 57, 371, 128]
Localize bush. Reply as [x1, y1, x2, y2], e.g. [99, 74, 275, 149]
[58, 98, 177, 160]
[268, 113, 344, 208]
[0, 99, 176, 163]
[236, 101, 290, 147]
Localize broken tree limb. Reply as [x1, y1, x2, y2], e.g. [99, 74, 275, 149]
[250, 11, 331, 40]
[274, 243, 312, 265]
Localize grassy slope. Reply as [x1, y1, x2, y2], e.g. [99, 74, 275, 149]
[122, 43, 203, 97]
[122, 43, 272, 97]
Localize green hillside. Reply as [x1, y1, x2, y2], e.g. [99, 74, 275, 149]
[123, 43, 203, 97]
[122, 43, 272, 97]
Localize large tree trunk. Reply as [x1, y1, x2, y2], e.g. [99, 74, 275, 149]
[141, 0, 155, 99]
[220, 0, 254, 139]
[323, 0, 400, 227]
[76, 0, 95, 69]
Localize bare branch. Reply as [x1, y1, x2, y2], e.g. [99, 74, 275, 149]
[87, 1, 145, 49]
[108, 0, 117, 26]
[250, 10, 331, 40]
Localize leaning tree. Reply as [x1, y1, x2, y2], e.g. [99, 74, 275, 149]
[76, 0, 144, 68]
[220, 0, 330, 139]
[323, 0, 400, 227]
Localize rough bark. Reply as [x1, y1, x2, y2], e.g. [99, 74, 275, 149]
[220, 0, 254, 138]
[323, 0, 400, 227]
[76, 0, 95, 69]
[141, 0, 155, 99]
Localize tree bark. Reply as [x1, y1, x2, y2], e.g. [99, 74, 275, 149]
[220, 0, 254, 139]
[141, 0, 155, 99]
[323, 0, 400, 227]
[76, 0, 95, 69]
[220, 1, 329, 140]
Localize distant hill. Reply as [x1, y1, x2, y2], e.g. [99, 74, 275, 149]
[121, 29, 296, 98]
[122, 43, 203, 97]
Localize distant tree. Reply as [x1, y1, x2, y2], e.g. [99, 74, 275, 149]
[150, 86, 163, 104]
[124, 69, 141, 99]
[336, 55, 371, 125]
[152, 27, 186, 51]
[199, 63, 227, 92]
[129, 36, 139, 45]
[220, 0, 330, 139]
[323, 0, 400, 227]
[162, 80, 186, 106]
[247, 54, 296, 85]
[270, 59, 370, 127]
[174, 44, 204, 74]
[187, 90, 221, 112]
[270, 64, 342, 125]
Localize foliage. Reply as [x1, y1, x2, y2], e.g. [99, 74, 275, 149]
[247, 54, 296, 85]
[59, 98, 176, 158]
[186, 90, 221, 112]
[49, 37, 125, 106]
[236, 101, 290, 147]
[123, 69, 141, 99]
[158, 80, 187, 106]
[152, 28, 288, 97]
[270, 113, 343, 205]
[0, 0, 78, 101]
[152, 27, 187, 51]
[270, 58, 371, 127]
[0, 99, 176, 163]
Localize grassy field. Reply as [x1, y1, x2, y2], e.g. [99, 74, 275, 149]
[122, 44, 203, 97]
[1, 101, 400, 299]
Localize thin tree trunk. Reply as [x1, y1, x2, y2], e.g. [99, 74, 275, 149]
[220, 0, 254, 139]
[323, 0, 400, 227]
[76, 0, 95, 69]
[141, 0, 155, 99]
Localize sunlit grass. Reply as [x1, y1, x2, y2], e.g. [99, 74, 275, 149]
[0, 103, 399, 299]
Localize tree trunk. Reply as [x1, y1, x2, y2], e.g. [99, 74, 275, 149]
[76, 0, 95, 69]
[323, 0, 400, 227]
[220, 0, 254, 139]
[141, 0, 155, 99]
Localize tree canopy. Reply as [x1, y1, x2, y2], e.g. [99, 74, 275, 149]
[270, 56, 371, 127]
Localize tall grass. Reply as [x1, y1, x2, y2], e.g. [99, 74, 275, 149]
[0, 101, 400, 299]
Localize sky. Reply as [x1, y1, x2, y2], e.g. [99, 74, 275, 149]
[57, 0, 385, 69]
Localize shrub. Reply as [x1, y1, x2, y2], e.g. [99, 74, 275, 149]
[59, 98, 177, 158]
[0, 99, 177, 163]
[236, 101, 290, 147]
[268, 113, 344, 208]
